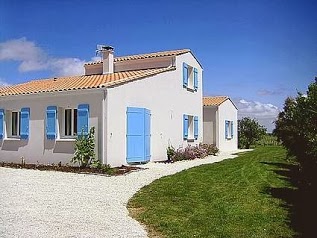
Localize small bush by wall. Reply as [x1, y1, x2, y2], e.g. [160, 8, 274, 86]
[169, 143, 219, 162]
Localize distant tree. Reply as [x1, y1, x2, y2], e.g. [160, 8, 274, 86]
[238, 117, 267, 149]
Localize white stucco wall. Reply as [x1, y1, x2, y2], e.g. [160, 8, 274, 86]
[203, 107, 217, 145]
[105, 52, 203, 166]
[217, 100, 238, 152]
[85, 57, 173, 75]
[85, 64, 103, 75]
[0, 90, 104, 165]
[114, 57, 172, 72]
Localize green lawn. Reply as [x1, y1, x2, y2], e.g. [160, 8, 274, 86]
[128, 146, 295, 238]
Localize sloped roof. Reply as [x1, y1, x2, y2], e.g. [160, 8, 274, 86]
[85, 49, 190, 66]
[0, 67, 175, 97]
[203, 96, 238, 110]
[203, 96, 228, 106]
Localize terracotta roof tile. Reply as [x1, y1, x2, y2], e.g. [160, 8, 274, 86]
[203, 96, 228, 106]
[0, 67, 175, 97]
[85, 49, 190, 65]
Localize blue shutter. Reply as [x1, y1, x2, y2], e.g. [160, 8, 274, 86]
[20, 107, 30, 140]
[183, 62, 188, 88]
[46, 106, 57, 140]
[194, 68, 198, 91]
[126, 107, 151, 163]
[144, 109, 151, 162]
[0, 109, 4, 139]
[194, 116, 198, 140]
[231, 121, 234, 138]
[225, 120, 228, 139]
[183, 114, 188, 139]
[77, 104, 89, 136]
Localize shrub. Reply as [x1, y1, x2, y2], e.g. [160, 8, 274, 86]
[166, 145, 176, 161]
[71, 127, 97, 168]
[90, 160, 116, 174]
[274, 79, 317, 184]
[199, 143, 219, 156]
[170, 143, 219, 162]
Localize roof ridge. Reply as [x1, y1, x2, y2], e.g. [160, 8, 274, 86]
[85, 48, 190, 66]
[203, 96, 228, 98]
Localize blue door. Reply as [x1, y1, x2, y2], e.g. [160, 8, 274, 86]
[126, 107, 151, 163]
[144, 109, 151, 162]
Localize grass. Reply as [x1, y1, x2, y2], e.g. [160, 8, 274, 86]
[128, 146, 296, 238]
[256, 134, 281, 146]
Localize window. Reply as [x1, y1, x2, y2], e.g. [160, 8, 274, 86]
[5, 110, 21, 137]
[225, 120, 234, 139]
[4, 108, 30, 139]
[188, 115, 194, 139]
[11, 111, 20, 136]
[64, 108, 77, 137]
[49, 104, 88, 140]
[183, 63, 198, 91]
[183, 115, 198, 140]
[0, 109, 4, 139]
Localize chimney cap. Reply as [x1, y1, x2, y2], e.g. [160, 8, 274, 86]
[97, 44, 114, 52]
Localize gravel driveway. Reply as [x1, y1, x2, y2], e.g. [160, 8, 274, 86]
[0, 151, 240, 238]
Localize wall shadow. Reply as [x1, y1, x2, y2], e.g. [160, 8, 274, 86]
[53, 141, 75, 154]
[0, 139, 28, 151]
[261, 161, 317, 238]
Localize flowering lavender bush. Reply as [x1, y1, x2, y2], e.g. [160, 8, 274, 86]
[170, 143, 219, 162]
[199, 143, 219, 156]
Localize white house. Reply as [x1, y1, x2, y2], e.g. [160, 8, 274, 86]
[203, 96, 238, 152]
[0, 47, 204, 167]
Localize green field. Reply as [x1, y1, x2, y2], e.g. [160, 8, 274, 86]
[128, 146, 295, 238]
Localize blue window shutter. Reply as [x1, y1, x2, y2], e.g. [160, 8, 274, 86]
[183, 114, 188, 139]
[127, 107, 150, 163]
[194, 68, 198, 91]
[183, 63, 188, 88]
[0, 109, 4, 139]
[20, 107, 30, 140]
[46, 106, 57, 140]
[231, 121, 234, 138]
[225, 120, 228, 139]
[77, 104, 89, 136]
[194, 116, 198, 140]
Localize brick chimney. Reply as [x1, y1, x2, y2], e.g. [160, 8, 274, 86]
[100, 45, 114, 74]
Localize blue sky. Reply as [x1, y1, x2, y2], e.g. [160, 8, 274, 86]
[1, 0, 317, 131]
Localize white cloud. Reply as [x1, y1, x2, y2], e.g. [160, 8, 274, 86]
[233, 98, 280, 132]
[0, 37, 45, 62]
[49, 58, 85, 76]
[0, 37, 86, 76]
[91, 56, 101, 62]
[257, 89, 283, 96]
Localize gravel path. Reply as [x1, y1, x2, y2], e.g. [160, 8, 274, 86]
[0, 151, 242, 238]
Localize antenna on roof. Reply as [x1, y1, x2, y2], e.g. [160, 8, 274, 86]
[96, 45, 114, 56]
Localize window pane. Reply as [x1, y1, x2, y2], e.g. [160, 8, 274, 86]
[65, 109, 72, 136]
[188, 66, 194, 89]
[188, 115, 194, 138]
[73, 109, 77, 135]
[12, 112, 18, 136]
[19, 112, 21, 135]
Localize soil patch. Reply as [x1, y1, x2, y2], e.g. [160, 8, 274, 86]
[0, 161, 143, 176]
